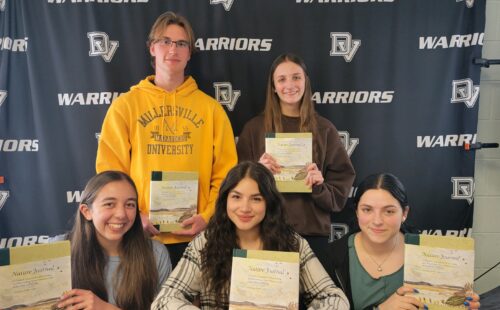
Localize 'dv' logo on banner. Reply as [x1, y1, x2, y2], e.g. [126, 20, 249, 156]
[0, 91, 7, 107]
[0, 191, 9, 211]
[210, 0, 235, 11]
[88, 32, 119, 62]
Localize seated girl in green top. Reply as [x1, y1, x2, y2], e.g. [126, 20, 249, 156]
[326, 173, 480, 310]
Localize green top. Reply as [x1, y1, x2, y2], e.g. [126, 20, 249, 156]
[348, 233, 403, 310]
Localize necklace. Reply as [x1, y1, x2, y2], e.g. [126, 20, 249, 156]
[359, 234, 399, 272]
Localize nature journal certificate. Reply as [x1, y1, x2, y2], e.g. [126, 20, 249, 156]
[404, 234, 475, 309]
[265, 132, 312, 193]
[0, 240, 71, 309]
[149, 171, 198, 232]
[229, 249, 300, 310]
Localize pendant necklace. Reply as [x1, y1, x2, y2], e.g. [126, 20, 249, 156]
[360, 234, 399, 272]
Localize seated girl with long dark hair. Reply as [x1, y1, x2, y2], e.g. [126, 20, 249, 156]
[152, 161, 349, 309]
[55, 171, 171, 309]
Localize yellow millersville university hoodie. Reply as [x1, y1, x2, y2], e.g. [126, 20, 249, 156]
[96, 75, 237, 244]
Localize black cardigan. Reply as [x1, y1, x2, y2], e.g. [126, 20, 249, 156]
[326, 234, 378, 310]
[325, 235, 353, 306]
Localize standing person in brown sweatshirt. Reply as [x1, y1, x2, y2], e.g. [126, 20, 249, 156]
[237, 53, 355, 269]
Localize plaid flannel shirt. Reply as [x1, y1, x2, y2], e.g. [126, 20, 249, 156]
[152, 233, 350, 310]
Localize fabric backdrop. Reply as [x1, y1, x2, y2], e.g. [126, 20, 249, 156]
[0, 0, 485, 248]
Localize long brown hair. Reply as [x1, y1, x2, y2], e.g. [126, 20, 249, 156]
[200, 162, 298, 308]
[68, 171, 158, 309]
[263, 53, 323, 163]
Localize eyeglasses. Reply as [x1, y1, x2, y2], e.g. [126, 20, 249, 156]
[155, 37, 190, 49]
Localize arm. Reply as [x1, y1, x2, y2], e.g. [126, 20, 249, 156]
[378, 288, 480, 310]
[201, 105, 237, 224]
[237, 118, 281, 173]
[152, 240, 173, 291]
[324, 236, 351, 301]
[141, 212, 160, 236]
[299, 238, 350, 310]
[151, 237, 204, 309]
[57, 289, 121, 310]
[96, 98, 131, 174]
[377, 286, 424, 310]
[310, 125, 355, 213]
[174, 105, 237, 236]
[236, 119, 259, 162]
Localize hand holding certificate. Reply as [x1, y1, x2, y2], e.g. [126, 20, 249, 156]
[0, 241, 71, 310]
[149, 171, 199, 232]
[404, 234, 475, 309]
[265, 132, 312, 193]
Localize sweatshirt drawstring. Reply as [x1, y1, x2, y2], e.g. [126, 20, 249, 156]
[161, 94, 167, 136]
[135, 75, 197, 136]
[173, 91, 177, 133]
[162, 91, 177, 136]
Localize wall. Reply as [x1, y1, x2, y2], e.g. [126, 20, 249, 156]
[473, 0, 500, 294]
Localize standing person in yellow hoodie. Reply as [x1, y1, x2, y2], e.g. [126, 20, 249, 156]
[96, 11, 237, 267]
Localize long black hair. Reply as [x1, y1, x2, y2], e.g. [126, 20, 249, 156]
[200, 161, 298, 308]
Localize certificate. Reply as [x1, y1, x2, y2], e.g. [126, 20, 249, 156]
[265, 132, 312, 193]
[0, 241, 71, 310]
[149, 171, 198, 232]
[404, 234, 475, 310]
[229, 249, 300, 310]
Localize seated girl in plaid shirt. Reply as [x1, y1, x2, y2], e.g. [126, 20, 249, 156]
[152, 161, 349, 310]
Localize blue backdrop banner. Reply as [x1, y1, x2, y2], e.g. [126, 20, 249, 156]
[0, 0, 485, 248]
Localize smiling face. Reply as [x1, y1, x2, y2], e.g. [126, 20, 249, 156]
[227, 177, 266, 237]
[149, 24, 191, 78]
[80, 180, 137, 255]
[272, 60, 306, 115]
[356, 189, 409, 246]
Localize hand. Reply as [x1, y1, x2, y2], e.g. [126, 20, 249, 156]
[464, 292, 480, 310]
[378, 286, 425, 310]
[258, 153, 281, 174]
[140, 212, 160, 237]
[305, 163, 324, 187]
[57, 289, 118, 310]
[172, 214, 207, 236]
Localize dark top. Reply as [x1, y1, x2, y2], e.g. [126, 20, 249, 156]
[326, 233, 404, 310]
[237, 113, 356, 236]
[325, 234, 354, 305]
